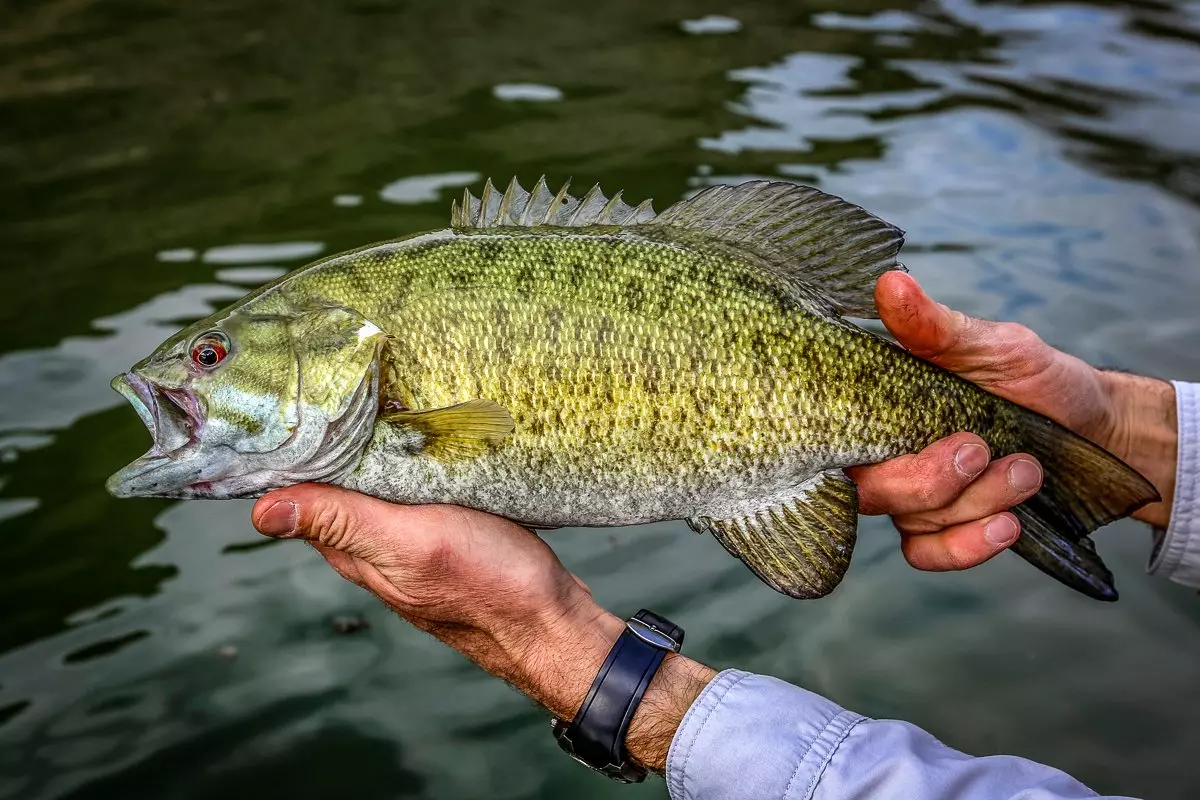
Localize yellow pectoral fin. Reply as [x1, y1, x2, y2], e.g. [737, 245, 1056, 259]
[382, 399, 515, 461]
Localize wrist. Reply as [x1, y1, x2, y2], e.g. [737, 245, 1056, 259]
[623, 647, 717, 771]
[1098, 371, 1178, 527]
[515, 599, 627, 723]
[505, 598, 717, 773]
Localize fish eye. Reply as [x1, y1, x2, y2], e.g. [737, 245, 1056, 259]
[190, 331, 230, 369]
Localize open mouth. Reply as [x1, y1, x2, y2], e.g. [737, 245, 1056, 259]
[112, 372, 202, 454]
[106, 372, 231, 498]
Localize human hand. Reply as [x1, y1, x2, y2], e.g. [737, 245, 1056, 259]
[847, 271, 1177, 571]
[251, 484, 716, 772]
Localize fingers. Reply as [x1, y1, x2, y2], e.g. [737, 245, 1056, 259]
[848, 428, 1041, 572]
[874, 271, 1045, 377]
[252, 483, 418, 562]
[253, 484, 545, 582]
[874, 270, 965, 360]
[893, 455, 1039, 572]
[851, 432, 993, 516]
[901, 512, 1021, 571]
[892, 455, 1042, 534]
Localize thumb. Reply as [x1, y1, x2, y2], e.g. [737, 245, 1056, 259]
[252, 483, 399, 561]
[875, 270, 965, 359]
[875, 270, 1006, 373]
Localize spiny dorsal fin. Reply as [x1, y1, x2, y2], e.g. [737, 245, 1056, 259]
[649, 181, 905, 319]
[382, 399, 515, 461]
[688, 470, 858, 599]
[451, 176, 657, 229]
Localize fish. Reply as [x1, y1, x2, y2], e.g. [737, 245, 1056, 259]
[106, 177, 1159, 601]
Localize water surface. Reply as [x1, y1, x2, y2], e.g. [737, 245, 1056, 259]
[2, 1, 1200, 797]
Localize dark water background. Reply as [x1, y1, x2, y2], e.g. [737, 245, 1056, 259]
[3, 1, 1200, 797]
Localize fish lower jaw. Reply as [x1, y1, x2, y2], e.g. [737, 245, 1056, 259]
[105, 443, 247, 499]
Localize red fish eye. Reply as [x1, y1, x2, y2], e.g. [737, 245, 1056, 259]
[190, 333, 229, 369]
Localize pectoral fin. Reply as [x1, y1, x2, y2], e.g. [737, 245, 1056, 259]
[383, 399, 515, 461]
[688, 471, 859, 599]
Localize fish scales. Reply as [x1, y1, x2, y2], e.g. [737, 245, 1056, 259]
[106, 178, 1158, 601]
[259, 231, 996, 523]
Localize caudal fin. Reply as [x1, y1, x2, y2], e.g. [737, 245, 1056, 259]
[1008, 409, 1159, 601]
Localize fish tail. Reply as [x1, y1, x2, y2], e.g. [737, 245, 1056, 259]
[1005, 407, 1160, 601]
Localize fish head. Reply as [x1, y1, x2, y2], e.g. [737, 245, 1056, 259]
[106, 304, 388, 499]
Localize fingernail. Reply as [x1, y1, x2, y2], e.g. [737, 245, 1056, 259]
[985, 515, 1019, 547]
[256, 500, 298, 536]
[1008, 459, 1043, 493]
[955, 443, 989, 477]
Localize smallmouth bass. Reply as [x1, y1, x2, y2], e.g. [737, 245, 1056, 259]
[107, 178, 1158, 601]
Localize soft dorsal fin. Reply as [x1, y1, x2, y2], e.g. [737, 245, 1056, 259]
[451, 176, 656, 229]
[649, 181, 905, 319]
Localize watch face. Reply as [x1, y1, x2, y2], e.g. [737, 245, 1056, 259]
[625, 619, 679, 651]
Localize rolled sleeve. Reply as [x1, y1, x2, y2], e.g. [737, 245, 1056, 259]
[1148, 380, 1200, 588]
[667, 670, 1133, 800]
[666, 670, 864, 800]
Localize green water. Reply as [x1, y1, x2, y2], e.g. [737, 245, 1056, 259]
[2, 1, 1200, 797]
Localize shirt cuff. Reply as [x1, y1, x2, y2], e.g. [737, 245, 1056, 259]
[1148, 380, 1200, 588]
[666, 669, 864, 800]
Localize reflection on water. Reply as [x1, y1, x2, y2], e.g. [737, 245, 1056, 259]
[379, 172, 482, 205]
[1, 0, 1199, 798]
[491, 84, 564, 103]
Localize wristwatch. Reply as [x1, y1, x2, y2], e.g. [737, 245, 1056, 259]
[551, 609, 684, 782]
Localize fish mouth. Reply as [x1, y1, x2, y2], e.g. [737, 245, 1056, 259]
[113, 372, 200, 453]
[106, 372, 237, 498]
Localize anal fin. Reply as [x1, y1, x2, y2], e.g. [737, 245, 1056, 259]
[689, 471, 859, 599]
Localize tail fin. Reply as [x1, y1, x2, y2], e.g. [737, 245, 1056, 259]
[1008, 409, 1160, 601]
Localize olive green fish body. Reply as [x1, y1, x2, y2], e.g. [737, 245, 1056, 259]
[108, 178, 1158, 601]
[234, 229, 967, 525]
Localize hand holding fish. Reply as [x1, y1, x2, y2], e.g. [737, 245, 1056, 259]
[251, 483, 717, 772]
[849, 271, 1178, 570]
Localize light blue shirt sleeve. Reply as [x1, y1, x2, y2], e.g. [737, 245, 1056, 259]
[1148, 380, 1200, 587]
[667, 670, 1136, 800]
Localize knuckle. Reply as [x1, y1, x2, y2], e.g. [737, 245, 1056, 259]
[995, 322, 1043, 356]
[939, 309, 972, 352]
[307, 502, 356, 550]
[913, 445, 963, 487]
[913, 479, 953, 510]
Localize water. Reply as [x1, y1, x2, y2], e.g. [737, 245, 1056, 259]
[2, 0, 1200, 797]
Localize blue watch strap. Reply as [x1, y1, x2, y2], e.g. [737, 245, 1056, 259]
[555, 610, 684, 782]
